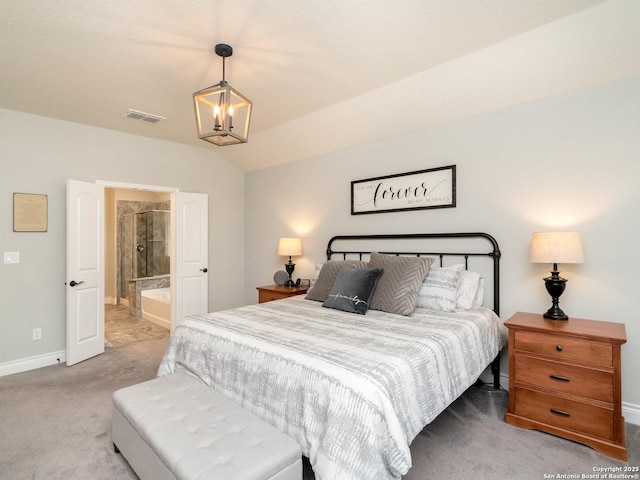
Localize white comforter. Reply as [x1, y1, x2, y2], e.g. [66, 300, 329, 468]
[157, 296, 506, 480]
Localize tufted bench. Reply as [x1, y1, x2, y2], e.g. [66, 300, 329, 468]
[112, 372, 302, 480]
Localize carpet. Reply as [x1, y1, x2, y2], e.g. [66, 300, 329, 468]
[404, 385, 639, 480]
[0, 338, 168, 480]
[0, 337, 637, 480]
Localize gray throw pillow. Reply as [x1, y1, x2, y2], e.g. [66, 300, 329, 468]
[368, 252, 434, 316]
[322, 267, 384, 315]
[305, 260, 368, 302]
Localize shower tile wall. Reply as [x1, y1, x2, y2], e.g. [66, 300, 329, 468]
[148, 211, 170, 275]
[117, 200, 170, 302]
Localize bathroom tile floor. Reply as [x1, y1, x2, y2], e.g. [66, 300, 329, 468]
[105, 304, 170, 348]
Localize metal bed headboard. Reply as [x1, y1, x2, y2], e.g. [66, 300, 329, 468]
[326, 232, 501, 316]
[326, 232, 503, 389]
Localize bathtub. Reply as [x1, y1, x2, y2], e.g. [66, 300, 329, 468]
[141, 288, 171, 329]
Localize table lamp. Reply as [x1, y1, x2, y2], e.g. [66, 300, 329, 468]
[530, 231, 584, 320]
[278, 238, 302, 287]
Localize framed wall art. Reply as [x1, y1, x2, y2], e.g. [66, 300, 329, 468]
[13, 193, 48, 232]
[351, 165, 456, 215]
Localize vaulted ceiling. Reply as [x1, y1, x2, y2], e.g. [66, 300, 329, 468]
[1, 1, 638, 171]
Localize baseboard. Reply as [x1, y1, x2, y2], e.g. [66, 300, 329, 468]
[622, 400, 640, 426]
[0, 350, 66, 377]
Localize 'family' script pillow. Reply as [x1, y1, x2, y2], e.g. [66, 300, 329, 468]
[322, 267, 383, 315]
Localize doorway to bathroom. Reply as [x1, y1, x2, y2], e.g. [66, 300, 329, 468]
[66, 179, 209, 365]
[104, 187, 172, 348]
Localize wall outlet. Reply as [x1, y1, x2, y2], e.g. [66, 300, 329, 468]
[32, 328, 42, 341]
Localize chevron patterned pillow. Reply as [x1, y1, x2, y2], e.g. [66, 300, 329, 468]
[368, 252, 434, 316]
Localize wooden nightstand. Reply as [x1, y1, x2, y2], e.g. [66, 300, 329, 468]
[256, 284, 308, 303]
[505, 311, 627, 460]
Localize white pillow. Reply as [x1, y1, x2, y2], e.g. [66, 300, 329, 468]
[473, 277, 485, 308]
[310, 263, 323, 289]
[417, 265, 463, 312]
[456, 269, 481, 310]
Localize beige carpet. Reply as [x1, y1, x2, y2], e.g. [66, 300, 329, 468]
[0, 338, 169, 480]
[0, 336, 637, 480]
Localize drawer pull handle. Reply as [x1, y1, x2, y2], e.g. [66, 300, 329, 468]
[556, 345, 563, 352]
[550, 408, 571, 417]
[550, 374, 570, 382]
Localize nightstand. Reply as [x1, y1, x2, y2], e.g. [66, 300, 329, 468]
[256, 284, 308, 303]
[505, 311, 627, 460]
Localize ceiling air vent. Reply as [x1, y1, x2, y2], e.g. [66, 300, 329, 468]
[123, 109, 166, 124]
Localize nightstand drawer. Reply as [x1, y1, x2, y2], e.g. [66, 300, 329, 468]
[514, 330, 612, 366]
[515, 388, 614, 441]
[515, 355, 613, 402]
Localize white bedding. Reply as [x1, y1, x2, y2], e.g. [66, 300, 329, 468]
[157, 296, 507, 480]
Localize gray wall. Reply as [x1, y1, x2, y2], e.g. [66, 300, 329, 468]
[0, 108, 245, 366]
[1, 75, 638, 421]
[244, 76, 640, 419]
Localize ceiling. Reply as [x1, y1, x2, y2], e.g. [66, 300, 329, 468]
[1, 0, 637, 172]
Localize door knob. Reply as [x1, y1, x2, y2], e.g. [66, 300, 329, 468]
[69, 280, 85, 287]
[200, 267, 208, 273]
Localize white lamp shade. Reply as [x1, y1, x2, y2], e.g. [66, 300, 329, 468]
[278, 238, 302, 257]
[530, 232, 584, 264]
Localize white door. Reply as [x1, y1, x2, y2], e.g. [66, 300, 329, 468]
[174, 192, 208, 327]
[66, 180, 105, 366]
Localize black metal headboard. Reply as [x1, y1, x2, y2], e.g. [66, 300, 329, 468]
[326, 232, 501, 316]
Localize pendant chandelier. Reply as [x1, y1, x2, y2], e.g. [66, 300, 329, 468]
[193, 44, 252, 146]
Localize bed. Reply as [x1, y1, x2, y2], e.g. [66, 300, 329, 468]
[158, 233, 507, 480]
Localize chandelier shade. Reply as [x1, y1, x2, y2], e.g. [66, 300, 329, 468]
[193, 44, 252, 146]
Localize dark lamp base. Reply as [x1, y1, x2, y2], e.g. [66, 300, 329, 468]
[284, 258, 296, 287]
[543, 307, 568, 321]
[542, 268, 570, 321]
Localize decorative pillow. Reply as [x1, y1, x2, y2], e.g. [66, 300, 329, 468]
[456, 269, 481, 310]
[305, 260, 368, 302]
[473, 278, 485, 308]
[368, 252, 434, 316]
[417, 265, 463, 312]
[322, 267, 384, 315]
[309, 263, 323, 290]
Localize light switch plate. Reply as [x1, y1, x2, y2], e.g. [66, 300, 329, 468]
[4, 252, 20, 264]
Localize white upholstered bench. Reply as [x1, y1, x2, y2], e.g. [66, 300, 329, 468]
[112, 372, 302, 480]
